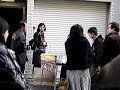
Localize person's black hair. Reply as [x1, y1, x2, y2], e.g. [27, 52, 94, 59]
[37, 23, 46, 32]
[88, 27, 97, 36]
[0, 17, 9, 44]
[18, 21, 26, 29]
[69, 24, 83, 38]
[110, 22, 119, 32]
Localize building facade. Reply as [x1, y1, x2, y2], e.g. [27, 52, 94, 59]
[25, 0, 120, 78]
[0, 0, 119, 81]
[27, 0, 109, 55]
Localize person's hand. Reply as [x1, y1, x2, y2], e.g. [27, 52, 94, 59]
[98, 66, 101, 71]
[43, 41, 47, 47]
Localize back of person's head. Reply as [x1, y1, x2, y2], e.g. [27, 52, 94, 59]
[88, 27, 97, 36]
[69, 24, 83, 38]
[37, 23, 46, 32]
[110, 22, 119, 32]
[18, 21, 26, 29]
[0, 17, 9, 43]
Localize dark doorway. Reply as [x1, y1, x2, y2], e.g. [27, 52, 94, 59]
[0, 8, 23, 48]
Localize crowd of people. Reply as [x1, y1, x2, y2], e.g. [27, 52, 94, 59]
[57, 22, 120, 90]
[0, 16, 120, 90]
[0, 17, 30, 89]
[0, 16, 48, 90]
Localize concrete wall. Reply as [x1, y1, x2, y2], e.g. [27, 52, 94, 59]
[110, 0, 120, 24]
[25, 0, 34, 79]
[85, 0, 111, 2]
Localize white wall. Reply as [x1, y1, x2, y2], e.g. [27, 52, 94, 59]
[110, 0, 120, 25]
[85, 0, 111, 2]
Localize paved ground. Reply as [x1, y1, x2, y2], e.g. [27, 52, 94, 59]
[27, 79, 55, 90]
[30, 85, 54, 90]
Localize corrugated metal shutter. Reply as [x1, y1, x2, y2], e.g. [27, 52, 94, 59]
[33, 0, 108, 55]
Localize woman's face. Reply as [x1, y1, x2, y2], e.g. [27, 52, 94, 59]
[2, 30, 9, 42]
[39, 25, 45, 32]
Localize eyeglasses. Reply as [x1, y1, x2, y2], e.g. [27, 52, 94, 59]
[107, 27, 111, 29]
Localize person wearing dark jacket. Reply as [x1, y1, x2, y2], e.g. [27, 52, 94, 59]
[92, 22, 120, 90]
[99, 22, 120, 68]
[88, 27, 103, 77]
[0, 17, 30, 90]
[88, 27, 104, 90]
[88, 27, 103, 68]
[11, 21, 28, 73]
[65, 24, 93, 90]
[32, 23, 47, 70]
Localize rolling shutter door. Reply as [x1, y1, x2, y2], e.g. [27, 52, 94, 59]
[33, 0, 108, 54]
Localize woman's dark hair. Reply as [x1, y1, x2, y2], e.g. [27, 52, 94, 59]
[88, 27, 97, 36]
[110, 22, 119, 32]
[37, 23, 46, 32]
[69, 24, 83, 38]
[0, 17, 9, 43]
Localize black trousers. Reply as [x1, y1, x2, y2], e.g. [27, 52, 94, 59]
[60, 65, 66, 80]
[19, 64, 25, 73]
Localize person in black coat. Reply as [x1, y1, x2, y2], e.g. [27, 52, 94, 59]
[11, 21, 28, 73]
[92, 22, 120, 90]
[99, 22, 120, 68]
[32, 23, 47, 70]
[0, 17, 30, 90]
[88, 27, 103, 68]
[88, 27, 103, 77]
[65, 24, 93, 90]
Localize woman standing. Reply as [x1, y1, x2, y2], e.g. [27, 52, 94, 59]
[32, 23, 47, 69]
[65, 24, 93, 90]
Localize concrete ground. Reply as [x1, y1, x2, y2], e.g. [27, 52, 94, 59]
[30, 85, 54, 90]
[27, 79, 55, 90]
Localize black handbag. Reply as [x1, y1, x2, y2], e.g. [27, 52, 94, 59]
[35, 46, 45, 53]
